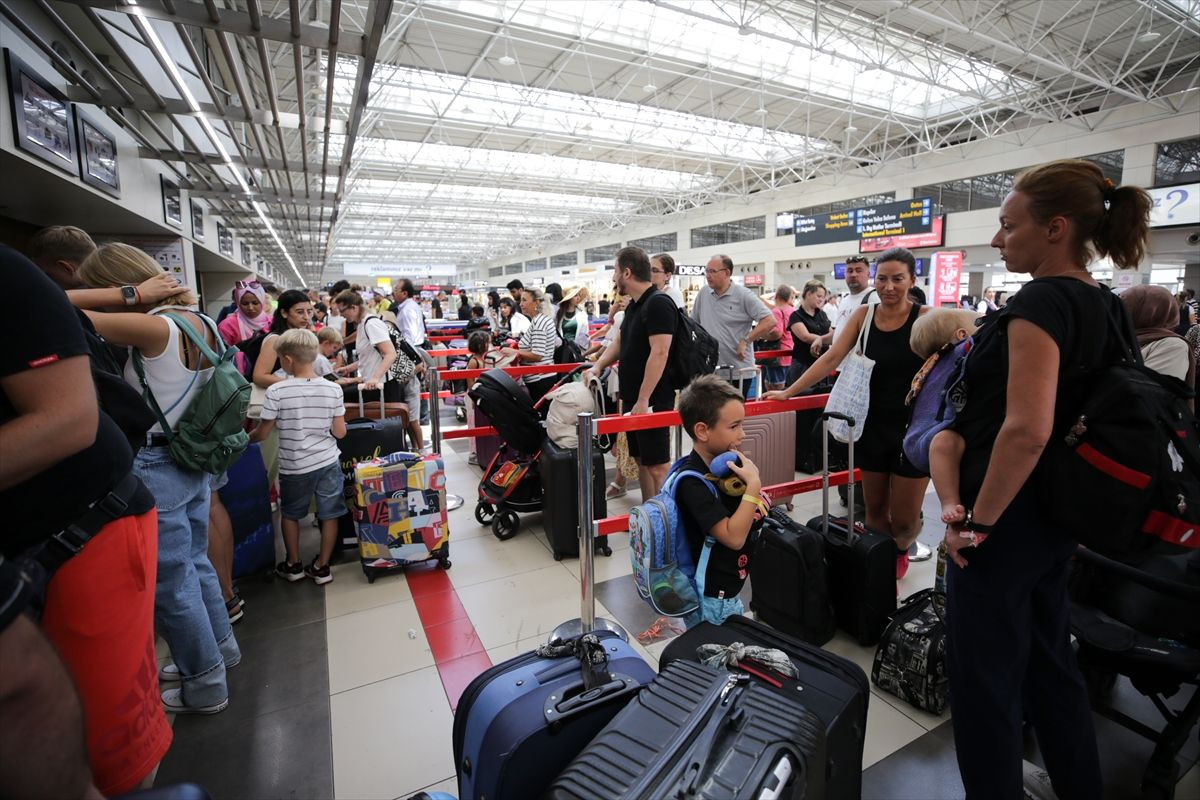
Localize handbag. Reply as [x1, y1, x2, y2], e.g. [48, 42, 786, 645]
[824, 305, 875, 443]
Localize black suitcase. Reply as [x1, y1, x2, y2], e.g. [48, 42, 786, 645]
[660, 616, 869, 800]
[807, 413, 896, 646]
[547, 660, 825, 800]
[540, 437, 611, 561]
[335, 400, 409, 551]
[749, 507, 837, 646]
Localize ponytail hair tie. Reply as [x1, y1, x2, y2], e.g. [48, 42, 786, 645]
[1101, 178, 1116, 209]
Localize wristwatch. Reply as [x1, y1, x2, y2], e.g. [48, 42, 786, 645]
[963, 509, 995, 535]
[120, 285, 139, 305]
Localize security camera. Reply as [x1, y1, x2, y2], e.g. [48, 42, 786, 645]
[1187, 231, 1200, 246]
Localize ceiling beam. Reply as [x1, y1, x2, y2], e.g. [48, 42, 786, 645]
[70, 0, 364, 56]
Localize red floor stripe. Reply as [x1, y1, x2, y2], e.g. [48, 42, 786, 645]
[407, 566, 492, 711]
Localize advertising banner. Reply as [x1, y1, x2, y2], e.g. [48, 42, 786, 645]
[932, 251, 964, 307]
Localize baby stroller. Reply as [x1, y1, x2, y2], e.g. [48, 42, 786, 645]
[1070, 545, 1200, 799]
[468, 365, 585, 541]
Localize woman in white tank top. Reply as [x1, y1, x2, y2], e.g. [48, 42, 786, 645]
[77, 243, 240, 715]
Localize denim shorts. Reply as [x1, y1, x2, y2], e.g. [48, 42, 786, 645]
[279, 461, 345, 521]
[683, 595, 745, 630]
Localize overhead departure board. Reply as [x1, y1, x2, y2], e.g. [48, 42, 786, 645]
[794, 197, 934, 246]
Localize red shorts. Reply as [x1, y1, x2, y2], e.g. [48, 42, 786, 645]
[41, 509, 173, 795]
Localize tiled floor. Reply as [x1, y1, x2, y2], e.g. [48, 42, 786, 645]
[154, 412, 1200, 800]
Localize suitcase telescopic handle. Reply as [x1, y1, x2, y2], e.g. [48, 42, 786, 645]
[818, 412, 855, 536]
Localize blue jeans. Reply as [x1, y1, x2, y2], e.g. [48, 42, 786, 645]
[134, 447, 240, 707]
[683, 595, 745, 629]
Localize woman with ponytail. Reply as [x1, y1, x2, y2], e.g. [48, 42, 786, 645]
[935, 159, 1151, 800]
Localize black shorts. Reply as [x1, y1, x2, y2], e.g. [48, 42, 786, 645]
[855, 415, 925, 479]
[625, 403, 672, 467]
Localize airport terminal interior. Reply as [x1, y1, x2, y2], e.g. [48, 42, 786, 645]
[1, 0, 1200, 798]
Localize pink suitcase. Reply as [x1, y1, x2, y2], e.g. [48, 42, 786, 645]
[739, 410, 797, 508]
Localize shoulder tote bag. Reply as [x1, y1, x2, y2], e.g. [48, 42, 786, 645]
[824, 305, 875, 443]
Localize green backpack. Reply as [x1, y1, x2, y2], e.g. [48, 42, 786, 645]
[132, 312, 251, 475]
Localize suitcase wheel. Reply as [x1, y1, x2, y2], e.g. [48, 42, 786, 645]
[492, 509, 520, 540]
[597, 545, 613, 557]
[553, 550, 564, 561]
[474, 502, 495, 526]
[438, 557, 452, 570]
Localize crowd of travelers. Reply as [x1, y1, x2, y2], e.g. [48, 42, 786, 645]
[0, 158, 1186, 798]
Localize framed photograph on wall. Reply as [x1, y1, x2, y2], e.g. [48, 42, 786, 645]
[191, 200, 204, 239]
[161, 175, 182, 228]
[240, 241, 251, 267]
[74, 108, 119, 196]
[4, 49, 77, 175]
[217, 222, 233, 257]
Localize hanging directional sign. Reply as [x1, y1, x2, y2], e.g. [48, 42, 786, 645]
[794, 197, 934, 246]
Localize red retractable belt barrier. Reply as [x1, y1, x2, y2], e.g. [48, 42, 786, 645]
[438, 361, 585, 383]
[752, 349, 791, 361]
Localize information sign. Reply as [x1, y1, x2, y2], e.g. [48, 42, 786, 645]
[931, 251, 964, 307]
[795, 197, 933, 246]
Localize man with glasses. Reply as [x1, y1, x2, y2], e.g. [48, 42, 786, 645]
[691, 254, 777, 398]
[650, 253, 686, 311]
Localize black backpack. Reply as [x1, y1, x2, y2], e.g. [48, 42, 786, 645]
[238, 330, 270, 377]
[667, 307, 719, 390]
[78, 311, 155, 451]
[1039, 298, 1200, 560]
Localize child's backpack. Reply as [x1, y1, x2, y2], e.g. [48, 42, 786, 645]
[132, 312, 250, 475]
[629, 460, 719, 617]
[901, 337, 973, 474]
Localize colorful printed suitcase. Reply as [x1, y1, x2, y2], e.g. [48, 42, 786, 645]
[353, 451, 451, 581]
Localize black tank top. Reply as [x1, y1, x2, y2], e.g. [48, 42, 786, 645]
[864, 303, 924, 423]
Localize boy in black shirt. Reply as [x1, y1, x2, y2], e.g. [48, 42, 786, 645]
[675, 375, 767, 627]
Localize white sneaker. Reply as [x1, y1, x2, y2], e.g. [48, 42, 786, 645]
[161, 687, 228, 715]
[159, 654, 241, 682]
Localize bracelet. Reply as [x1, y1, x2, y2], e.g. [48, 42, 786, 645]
[741, 494, 768, 517]
[964, 509, 995, 535]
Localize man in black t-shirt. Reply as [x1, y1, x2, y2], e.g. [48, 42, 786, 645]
[586, 246, 675, 497]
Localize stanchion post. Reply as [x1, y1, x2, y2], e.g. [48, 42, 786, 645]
[548, 411, 627, 644]
[577, 411, 596, 632]
[428, 366, 441, 451]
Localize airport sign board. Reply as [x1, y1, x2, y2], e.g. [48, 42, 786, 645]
[795, 197, 934, 247]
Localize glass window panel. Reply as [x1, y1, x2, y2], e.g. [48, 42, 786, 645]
[690, 215, 766, 249]
[550, 252, 578, 268]
[969, 171, 1014, 210]
[627, 232, 678, 253]
[1155, 138, 1200, 185]
[584, 243, 621, 263]
[505, 263, 521, 274]
[524, 258, 547, 272]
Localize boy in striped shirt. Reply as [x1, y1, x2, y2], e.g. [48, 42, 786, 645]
[251, 329, 347, 584]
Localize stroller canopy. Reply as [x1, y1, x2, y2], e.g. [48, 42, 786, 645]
[469, 369, 544, 454]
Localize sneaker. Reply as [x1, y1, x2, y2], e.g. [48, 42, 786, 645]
[305, 558, 333, 585]
[161, 687, 228, 715]
[276, 560, 304, 582]
[159, 653, 241, 682]
[467, 453, 479, 465]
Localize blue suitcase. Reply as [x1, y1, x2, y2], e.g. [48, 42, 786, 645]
[452, 631, 656, 800]
[220, 443, 274, 578]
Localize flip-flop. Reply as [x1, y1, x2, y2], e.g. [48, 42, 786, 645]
[605, 481, 627, 499]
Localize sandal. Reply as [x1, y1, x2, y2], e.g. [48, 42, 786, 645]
[226, 594, 245, 624]
[605, 481, 627, 500]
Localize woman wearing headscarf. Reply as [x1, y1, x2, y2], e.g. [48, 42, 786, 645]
[1121, 284, 1195, 384]
[217, 280, 271, 348]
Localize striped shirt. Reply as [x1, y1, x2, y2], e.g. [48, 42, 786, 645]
[518, 313, 558, 384]
[261, 377, 346, 475]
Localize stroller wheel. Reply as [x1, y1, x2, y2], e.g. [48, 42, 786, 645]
[475, 502, 495, 525]
[492, 509, 520, 540]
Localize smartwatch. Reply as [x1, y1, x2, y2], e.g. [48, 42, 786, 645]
[120, 285, 139, 305]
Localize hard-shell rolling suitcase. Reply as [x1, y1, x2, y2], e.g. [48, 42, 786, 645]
[739, 409, 796, 506]
[660, 616, 869, 800]
[453, 631, 655, 800]
[806, 412, 896, 646]
[547, 660, 825, 800]
[540, 437, 610, 561]
[335, 397, 409, 550]
[220, 443, 274, 578]
[353, 452, 450, 581]
[749, 507, 836, 646]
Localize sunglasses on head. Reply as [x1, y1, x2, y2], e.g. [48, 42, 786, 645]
[235, 280, 262, 290]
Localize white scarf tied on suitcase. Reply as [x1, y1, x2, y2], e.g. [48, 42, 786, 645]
[824, 305, 875, 443]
